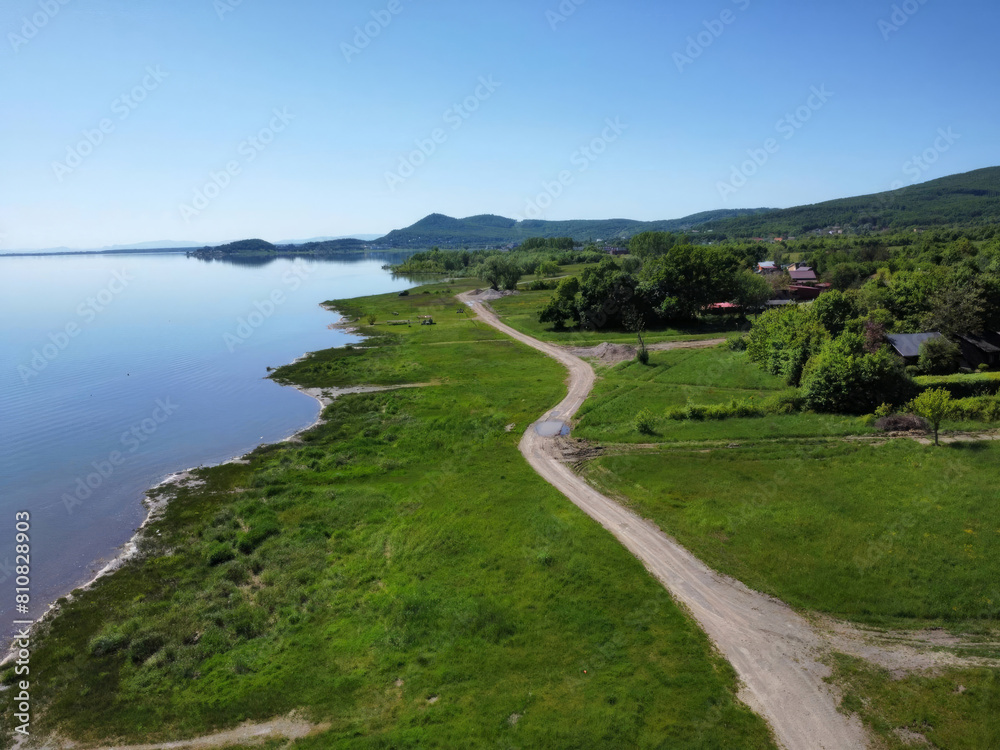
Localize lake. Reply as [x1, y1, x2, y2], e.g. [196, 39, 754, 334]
[0, 251, 421, 631]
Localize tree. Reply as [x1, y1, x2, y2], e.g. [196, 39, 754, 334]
[801, 334, 916, 414]
[732, 271, 772, 315]
[746, 305, 829, 386]
[538, 276, 581, 329]
[477, 255, 522, 291]
[911, 387, 954, 445]
[918, 337, 961, 375]
[366, 313, 377, 325]
[575, 259, 644, 331]
[922, 282, 986, 338]
[537, 260, 560, 278]
[637, 245, 742, 321]
[628, 231, 676, 259]
[812, 290, 857, 337]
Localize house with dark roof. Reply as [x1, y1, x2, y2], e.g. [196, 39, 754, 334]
[885, 332, 944, 365]
[788, 267, 818, 284]
[957, 332, 1000, 369]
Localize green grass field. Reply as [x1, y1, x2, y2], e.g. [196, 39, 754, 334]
[585, 440, 1000, 625]
[488, 289, 742, 347]
[0, 282, 776, 749]
[574, 347, 874, 443]
[829, 655, 1000, 749]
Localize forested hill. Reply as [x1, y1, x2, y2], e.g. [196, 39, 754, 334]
[705, 167, 1000, 237]
[375, 209, 772, 248]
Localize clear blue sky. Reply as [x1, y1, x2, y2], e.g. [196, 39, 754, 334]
[3, 0, 999, 249]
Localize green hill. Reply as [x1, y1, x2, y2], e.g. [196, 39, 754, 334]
[705, 167, 1000, 237]
[376, 209, 772, 248]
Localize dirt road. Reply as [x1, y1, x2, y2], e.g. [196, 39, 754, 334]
[459, 291, 869, 750]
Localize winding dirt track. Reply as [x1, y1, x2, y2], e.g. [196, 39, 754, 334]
[460, 291, 869, 750]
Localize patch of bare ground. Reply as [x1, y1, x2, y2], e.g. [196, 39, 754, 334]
[25, 714, 329, 750]
[816, 617, 1000, 679]
[562, 337, 726, 365]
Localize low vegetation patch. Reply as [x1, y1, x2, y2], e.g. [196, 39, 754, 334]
[829, 654, 1000, 750]
[585, 440, 1000, 625]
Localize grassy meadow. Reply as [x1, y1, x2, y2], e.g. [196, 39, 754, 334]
[488, 289, 741, 347]
[829, 655, 1000, 750]
[574, 346, 874, 444]
[585, 440, 1000, 625]
[0, 281, 776, 749]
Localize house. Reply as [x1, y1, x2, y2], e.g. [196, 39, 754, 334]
[788, 266, 818, 284]
[957, 332, 1000, 369]
[885, 332, 944, 365]
[789, 285, 822, 301]
[757, 261, 779, 274]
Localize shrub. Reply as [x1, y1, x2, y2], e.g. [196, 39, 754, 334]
[634, 408, 656, 435]
[129, 633, 166, 664]
[873, 414, 930, 432]
[914, 372, 1000, 399]
[237, 520, 280, 554]
[950, 396, 1000, 421]
[207, 543, 236, 567]
[727, 334, 748, 352]
[918, 337, 961, 375]
[636, 347, 650, 365]
[801, 334, 917, 414]
[978, 363, 991, 373]
[874, 403, 893, 419]
[89, 631, 130, 657]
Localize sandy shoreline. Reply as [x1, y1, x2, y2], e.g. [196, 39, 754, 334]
[2, 309, 370, 664]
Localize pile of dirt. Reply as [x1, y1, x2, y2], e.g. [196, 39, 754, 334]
[566, 342, 637, 364]
[468, 289, 519, 302]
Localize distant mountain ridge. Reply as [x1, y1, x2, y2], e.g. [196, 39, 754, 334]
[376, 209, 773, 248]
[704, 166, 1000, 237]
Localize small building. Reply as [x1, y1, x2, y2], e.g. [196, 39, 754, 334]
[886, 332, 944, 365]
[757, 261, 779, 274]
[957, 333, 1000, 369]
[789, 267, 818, 284]
[789, 284, 822, 301]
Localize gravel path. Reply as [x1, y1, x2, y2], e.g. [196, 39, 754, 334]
[459, 291, 869, 750]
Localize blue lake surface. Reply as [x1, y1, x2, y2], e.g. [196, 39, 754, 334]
[0, 252, 419, 629]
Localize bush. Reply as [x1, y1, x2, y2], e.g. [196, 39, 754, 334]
[978, 363, 991, 373]
[873, 413, 930, 432]
[129, 633, 166, 664]
[727, 334, 748, 352]
[915, 372, 1000, 399]
[874, 403, 893, 419]
[636, 347, 650, 365]
[918, 337, 961, 375]
[949, 396, 1000, 422]
[683, 401, 708, 421]
[89, 631, 130, 657]
[207, 543, 236, 567]
[237, 520, 280, 554]
[801, 334, 917, 414]
[634, 408, 656, 435]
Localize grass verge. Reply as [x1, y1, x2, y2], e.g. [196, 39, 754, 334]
[829, 654, 1000, 749]
[584, 440, 1000, 626]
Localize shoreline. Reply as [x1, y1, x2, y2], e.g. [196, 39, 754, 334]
[2, 308, 365, 665]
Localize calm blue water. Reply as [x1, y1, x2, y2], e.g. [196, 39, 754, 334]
[0, 252, 418, 629]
